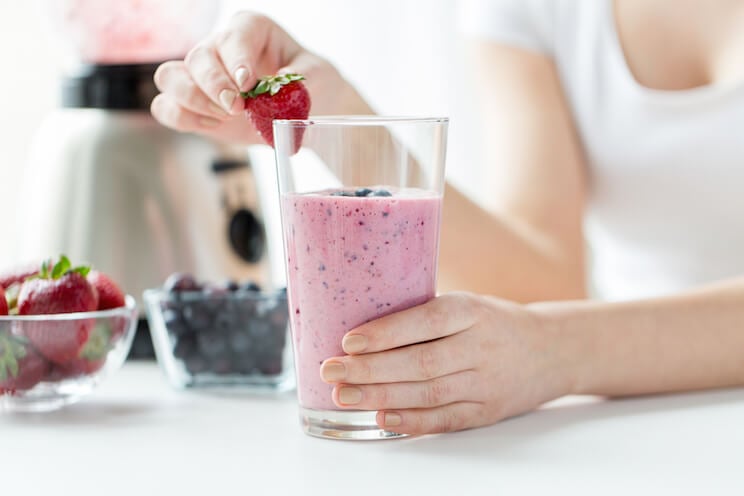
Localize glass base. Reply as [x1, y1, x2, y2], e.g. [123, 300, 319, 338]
[300, 407, 408, 440]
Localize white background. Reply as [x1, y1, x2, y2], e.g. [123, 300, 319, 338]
[0, 0, 484, 266]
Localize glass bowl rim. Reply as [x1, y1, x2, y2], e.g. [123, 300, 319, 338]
[142, 287, 287, 303]
[0, 295, 137, 322]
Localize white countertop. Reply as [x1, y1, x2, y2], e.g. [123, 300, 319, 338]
[2, 362, 743, 495]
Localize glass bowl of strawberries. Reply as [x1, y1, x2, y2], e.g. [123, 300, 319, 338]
[0, 256, 137, 412]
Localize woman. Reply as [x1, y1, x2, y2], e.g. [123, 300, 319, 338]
[151, 0, 744, 435]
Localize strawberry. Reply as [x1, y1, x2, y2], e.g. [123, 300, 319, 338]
[0, 262, 42, 289]
[47, 321, 112, 381]
[0, 286, 7, 315]
[242, 73, 310, 151]
[52, 356, 105, 380]
[16, 256, 99, 365]
[0, 334, 50, 395]
[87, 270, 126, 310]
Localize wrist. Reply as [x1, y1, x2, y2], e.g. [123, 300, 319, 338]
[528, 300, 592, 396]
[312, 57, 374, 115]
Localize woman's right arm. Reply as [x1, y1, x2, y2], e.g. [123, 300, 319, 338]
[438, 41, 588, 302]
[151, 13, 588, 302]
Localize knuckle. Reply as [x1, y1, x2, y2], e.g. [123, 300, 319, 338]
[415, 346, 439, 379]
[422, 303, 448, 336]
[432, 410, 462, 434]
[153, 62, 174, 90]
[353, 357, 374, 383]
[182, 80, 203, 104]
[423, 378, 449, 406]
[201, 68, 228, 91]
[372, 386, 390, 408]
[184, 44, 206, 66]
[232, 10, 270, 29]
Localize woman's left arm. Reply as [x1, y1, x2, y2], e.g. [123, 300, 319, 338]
[536, 277, 744, 397]
[319, 279, 744, 435]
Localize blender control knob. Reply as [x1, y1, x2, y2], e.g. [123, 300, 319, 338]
[228, 208, 265, 263]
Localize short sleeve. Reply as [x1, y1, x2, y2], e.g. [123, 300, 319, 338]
[457, 0, 555, 55]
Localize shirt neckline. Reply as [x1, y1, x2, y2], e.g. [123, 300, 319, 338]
[605, 0, 744, 103]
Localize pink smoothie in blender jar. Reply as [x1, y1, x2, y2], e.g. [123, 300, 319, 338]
[46, 0, 217, 64]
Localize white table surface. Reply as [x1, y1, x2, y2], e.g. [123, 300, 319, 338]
[2, 362, 743, 495]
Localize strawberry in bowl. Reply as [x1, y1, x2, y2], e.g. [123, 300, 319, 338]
[0, 256, 137, 412]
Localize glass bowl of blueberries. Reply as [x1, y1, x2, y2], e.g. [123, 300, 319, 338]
[143, 273, 294, 392]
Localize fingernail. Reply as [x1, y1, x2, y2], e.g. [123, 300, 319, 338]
[320, 361, 346, 382]
[219, 89, 237, 112]
[235, 67, 251, 88]
[383, 412, 401, 427]
[338, 386, 362, 405]
[342, 334, 367, 354]
[198, 117, 221, 128]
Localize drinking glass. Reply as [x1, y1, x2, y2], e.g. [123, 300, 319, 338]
[273, 116, 448, 440]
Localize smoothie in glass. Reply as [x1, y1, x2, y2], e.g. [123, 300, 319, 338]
[282, 187, 442, 410]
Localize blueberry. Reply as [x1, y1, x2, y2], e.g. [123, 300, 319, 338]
[234, 354, 258, 375]
[269, 305, 288, 327]
[211, 352, 234, 375]
[203, 282, 229, 297]
[249, 319, 272, 341]
[212, 312, 235, 336]
[181, 302, 213, 331]
[354, 188, 373, 197]
[371, 189, 392, 197]
[197, 332, 228, 359]
[163, 308, 189, 337]
[222, 279, 240, 292]
[331, 190, 353, 197]
[228, 329, 254, 354]
[164, 273, 200, 293]
[173, 334, 197, 359]
[257, 356, 284, 376]
[183, 355, 209, 375]
[240, 280, 262, 292]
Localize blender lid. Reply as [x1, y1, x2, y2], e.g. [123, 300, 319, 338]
[61, 63, 162, 111]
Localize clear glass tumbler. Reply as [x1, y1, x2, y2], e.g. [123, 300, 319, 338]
[273, 116, 448, 440]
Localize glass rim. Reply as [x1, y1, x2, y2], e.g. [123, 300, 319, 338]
[273, 115, 449, 127]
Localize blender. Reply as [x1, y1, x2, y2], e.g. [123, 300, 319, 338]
[19, 0, 275, 358]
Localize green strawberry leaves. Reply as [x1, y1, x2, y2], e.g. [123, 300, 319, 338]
[241, 73, 306, 99]
[0, 334, 28, 380]
[39, 255, 90, 280]
[79, 323, 112, 361]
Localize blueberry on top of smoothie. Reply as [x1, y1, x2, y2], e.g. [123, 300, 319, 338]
[354, 188, 373, 197]
[371, 189, 392, 197]
[331, 190, 354, 197]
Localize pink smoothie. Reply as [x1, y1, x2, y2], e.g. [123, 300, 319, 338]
[282, 187, 442, 410]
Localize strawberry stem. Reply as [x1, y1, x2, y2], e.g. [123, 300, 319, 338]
[241, 73, 305, 99]
[36, 255, 91, 280]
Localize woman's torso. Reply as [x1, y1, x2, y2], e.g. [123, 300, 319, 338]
[463, 0, 744, 300]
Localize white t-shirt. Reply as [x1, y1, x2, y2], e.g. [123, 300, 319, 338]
[460, 0, 744, 301]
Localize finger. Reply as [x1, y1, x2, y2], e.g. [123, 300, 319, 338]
[321, 332, 472, 384]
[216, 12, 302, 91]
[376, 402, 485, 435]
[150, 94, 223, 132]
[341, 292, 478, 355]
[331, 370, 480, 410]
[154, 61, 231, 119]
[184, 43, 242, 115]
